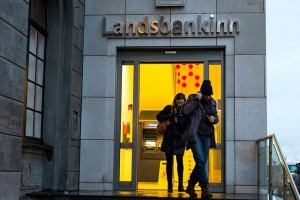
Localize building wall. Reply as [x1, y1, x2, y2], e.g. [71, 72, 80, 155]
[0, 0, 266, 197]
[81, 0, 266, 194]
[0, 0, 85, 199]
[0, 0, 28, 199]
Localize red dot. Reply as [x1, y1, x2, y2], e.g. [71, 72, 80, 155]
[195, 75, 199, 80]
[182, 76, 187, 80]
[176, 64, 180, 69]
[177, 79, 181, 84]
[182, 83, 187, 87]
[189, 64, 193, 69]
[177, 72, 180, 76]
[195, 82, 200, 87]
[189, 71, 193, 76]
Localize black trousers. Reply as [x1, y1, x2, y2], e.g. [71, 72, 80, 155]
[165, 153, 184, 183]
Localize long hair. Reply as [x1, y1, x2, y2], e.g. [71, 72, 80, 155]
[172, 93, 186, 109]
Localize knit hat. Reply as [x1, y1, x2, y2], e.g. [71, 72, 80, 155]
[200, 80, 213, 95]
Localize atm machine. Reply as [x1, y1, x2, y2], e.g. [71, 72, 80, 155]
[137, 110, 195, 189]
[138, 110, 165, 182]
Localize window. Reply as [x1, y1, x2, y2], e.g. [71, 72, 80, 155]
[25, 0, 46, 139]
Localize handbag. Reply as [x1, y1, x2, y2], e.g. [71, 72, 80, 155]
[156, 120, 170, 135]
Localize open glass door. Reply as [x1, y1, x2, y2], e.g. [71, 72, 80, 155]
[116, 48, 224, 192]
[136, 62, 223, 191]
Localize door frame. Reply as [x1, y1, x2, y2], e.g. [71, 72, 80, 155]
[115, 47, 225, 192]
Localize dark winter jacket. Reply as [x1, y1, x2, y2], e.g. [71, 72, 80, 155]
[183, 94, 218, 148]
[156, 105, 186, 155]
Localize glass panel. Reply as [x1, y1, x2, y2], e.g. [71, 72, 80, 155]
[34, 112, 42, 138]
[209, 63, 222, 101]
[272, 146, 284, 197]
[28, 54, 36, 81]
[119, 64, 134, 182]
[29, 27, 37, 54]
[37, 33, 45, 59]
[271, 144, 296, 199]
[120, 64, 134, 143]
[209, 149, 222, 184]
[36, 59, 44, 85]
[257, 138, 299, 199]
[35, 85, 43, 111]
[27, 82, 35, 109]
[120, 149, 132, 181]
[258, 141, 269, 196]
[25, 110, 34, 137]
[209, 63, 222, 184]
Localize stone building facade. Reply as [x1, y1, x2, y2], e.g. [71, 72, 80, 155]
[0, 0, 266, 199]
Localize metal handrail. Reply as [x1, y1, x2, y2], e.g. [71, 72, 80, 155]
[256, 134, 300, 200]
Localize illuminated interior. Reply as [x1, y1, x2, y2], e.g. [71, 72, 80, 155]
[208, 63, 222, 185]
[119, 62, 223, 189]
[119, 64, 133, 182]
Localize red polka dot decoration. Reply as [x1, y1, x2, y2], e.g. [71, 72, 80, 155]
[175, 63, 201, 89]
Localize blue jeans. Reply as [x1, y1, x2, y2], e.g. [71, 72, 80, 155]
[189, 134, 211, 186]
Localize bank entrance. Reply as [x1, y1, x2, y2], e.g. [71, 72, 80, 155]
[115, 48, 224, 192]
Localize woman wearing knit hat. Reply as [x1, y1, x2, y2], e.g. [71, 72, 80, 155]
[182, 80, 219, 199]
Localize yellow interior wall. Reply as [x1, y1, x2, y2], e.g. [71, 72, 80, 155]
[209, 64, 221, 102]
[139, 63, 204, 110]
[139, 64, 175, 110]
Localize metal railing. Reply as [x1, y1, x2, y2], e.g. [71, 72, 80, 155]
[256, 134, 300, 200]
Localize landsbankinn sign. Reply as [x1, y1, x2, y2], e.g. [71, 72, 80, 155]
[102, 15, 240, 37]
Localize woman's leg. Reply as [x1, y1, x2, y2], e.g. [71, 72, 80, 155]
[176, 154, 184, 191]
[165, 153, 174, 192]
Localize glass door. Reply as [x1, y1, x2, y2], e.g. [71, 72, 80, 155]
[137, 63, 205, 191]
[116, 48, 224, 192]
[119, 64, 134, 184]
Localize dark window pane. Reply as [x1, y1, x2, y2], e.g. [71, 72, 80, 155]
[28, 54, 36, 81]
[37, 33, 45, 59]
[35, 85, 43, 112]
[27, 82, 35, 109]
[34, 112, 42, 138]
[29, 27, 37, 54]
[26, 110, 34, 137]
[36, 59, 44, 85]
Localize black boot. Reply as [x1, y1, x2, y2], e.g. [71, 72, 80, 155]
[178, 180, 185, 192]
[185, 180, 197, 197]
[168, 181, 173, 193]
[200, 184, 213, 199]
